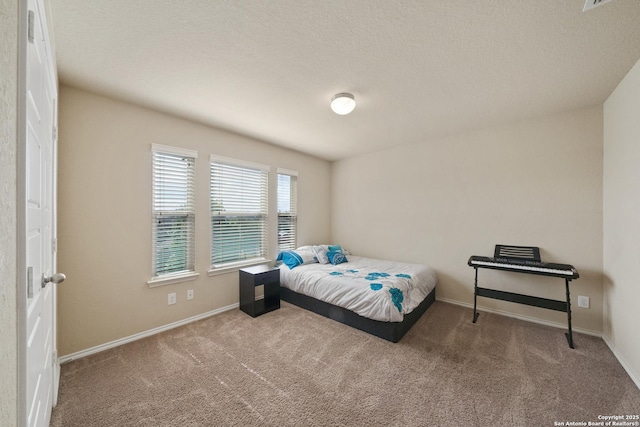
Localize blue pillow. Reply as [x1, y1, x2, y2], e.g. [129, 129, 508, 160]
[277, 251, 304, 269]
[276, 251, 302, 269]
[327, 251, 348, 265]
[328, 245, 343, 253]
[277, 248, 317, 269]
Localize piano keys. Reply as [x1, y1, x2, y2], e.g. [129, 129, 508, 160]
[468, 256, 579, 279]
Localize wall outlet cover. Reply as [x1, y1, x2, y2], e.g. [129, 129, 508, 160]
[577, 295, 589, 309]
[168, 293, 177, 305]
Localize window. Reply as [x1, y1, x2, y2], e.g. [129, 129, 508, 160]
[277, 169, 298, 251]
[150, 144, 197, 283]
[210, 156, 269, 270]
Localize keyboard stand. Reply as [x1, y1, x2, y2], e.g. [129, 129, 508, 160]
[470, 247, 578, 349]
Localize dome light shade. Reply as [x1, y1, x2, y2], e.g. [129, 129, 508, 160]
[330, 93, 356, 115]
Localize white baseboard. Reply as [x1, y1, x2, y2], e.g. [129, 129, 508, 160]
[436, 297, 602, 337]
[602, 334, 640, 390]
[58, 303, 238, 364]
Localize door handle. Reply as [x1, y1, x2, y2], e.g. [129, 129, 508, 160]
[42, 273, 66, 288]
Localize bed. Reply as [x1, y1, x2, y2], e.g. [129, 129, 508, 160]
[277, 246, 437, 342]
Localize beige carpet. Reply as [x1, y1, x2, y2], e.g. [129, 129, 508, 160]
[51, 301, 640, 426]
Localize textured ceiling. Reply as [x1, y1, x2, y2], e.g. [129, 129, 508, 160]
[50, 0, 640, 161]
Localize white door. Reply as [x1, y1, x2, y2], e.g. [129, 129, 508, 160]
[24, 0, 61, 426]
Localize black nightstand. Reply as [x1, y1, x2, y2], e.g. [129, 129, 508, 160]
[239, 265, 280, 317]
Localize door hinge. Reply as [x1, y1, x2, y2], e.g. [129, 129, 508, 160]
[28, 10, 34, 44]
[53, 350, 57, 365]
[27, 266, 34, 299]
[52, 237, 57, 253]
[52, 126, 57, 142]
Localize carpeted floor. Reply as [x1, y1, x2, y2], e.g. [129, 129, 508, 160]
[50, 301, 640, 426]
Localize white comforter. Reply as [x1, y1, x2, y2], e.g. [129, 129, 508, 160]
[279, 256, 437, 322]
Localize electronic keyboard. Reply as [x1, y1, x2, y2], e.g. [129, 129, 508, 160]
[468, 245, 579, 348]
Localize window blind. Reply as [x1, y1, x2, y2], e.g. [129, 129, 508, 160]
[277, 171, 297, 251]
[152, 146, 197, 277]
[210, 157, 269, 268]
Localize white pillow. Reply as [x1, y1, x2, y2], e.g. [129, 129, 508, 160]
[312, 245, 330, 264]
[293, 246, 317, 263]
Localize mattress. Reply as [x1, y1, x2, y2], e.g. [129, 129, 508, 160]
[279, 255, 437, 322]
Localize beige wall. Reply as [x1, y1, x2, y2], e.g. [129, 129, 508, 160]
[332, 106, 604, 333]
[0, 0, 18, 425]
[57, 86, 331, 356]
[603, 58, 640, 386]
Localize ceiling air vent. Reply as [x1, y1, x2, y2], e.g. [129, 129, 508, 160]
[583, 0, 614, 12]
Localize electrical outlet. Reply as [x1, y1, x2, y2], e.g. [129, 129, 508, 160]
[577, 295, 589, 309]
[187, 289, 194, 300]
[168, 293, 177, 305]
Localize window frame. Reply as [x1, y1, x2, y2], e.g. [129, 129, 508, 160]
[147, 144, 199, 287]
[209, 155, 270, 275]
[277, 168, 298, 252]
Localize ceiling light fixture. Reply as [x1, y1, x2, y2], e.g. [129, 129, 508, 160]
[330, 93, 356, 115]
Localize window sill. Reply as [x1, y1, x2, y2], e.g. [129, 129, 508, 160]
[208, 259, 273, 276]
[147, 272, 199, 288]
